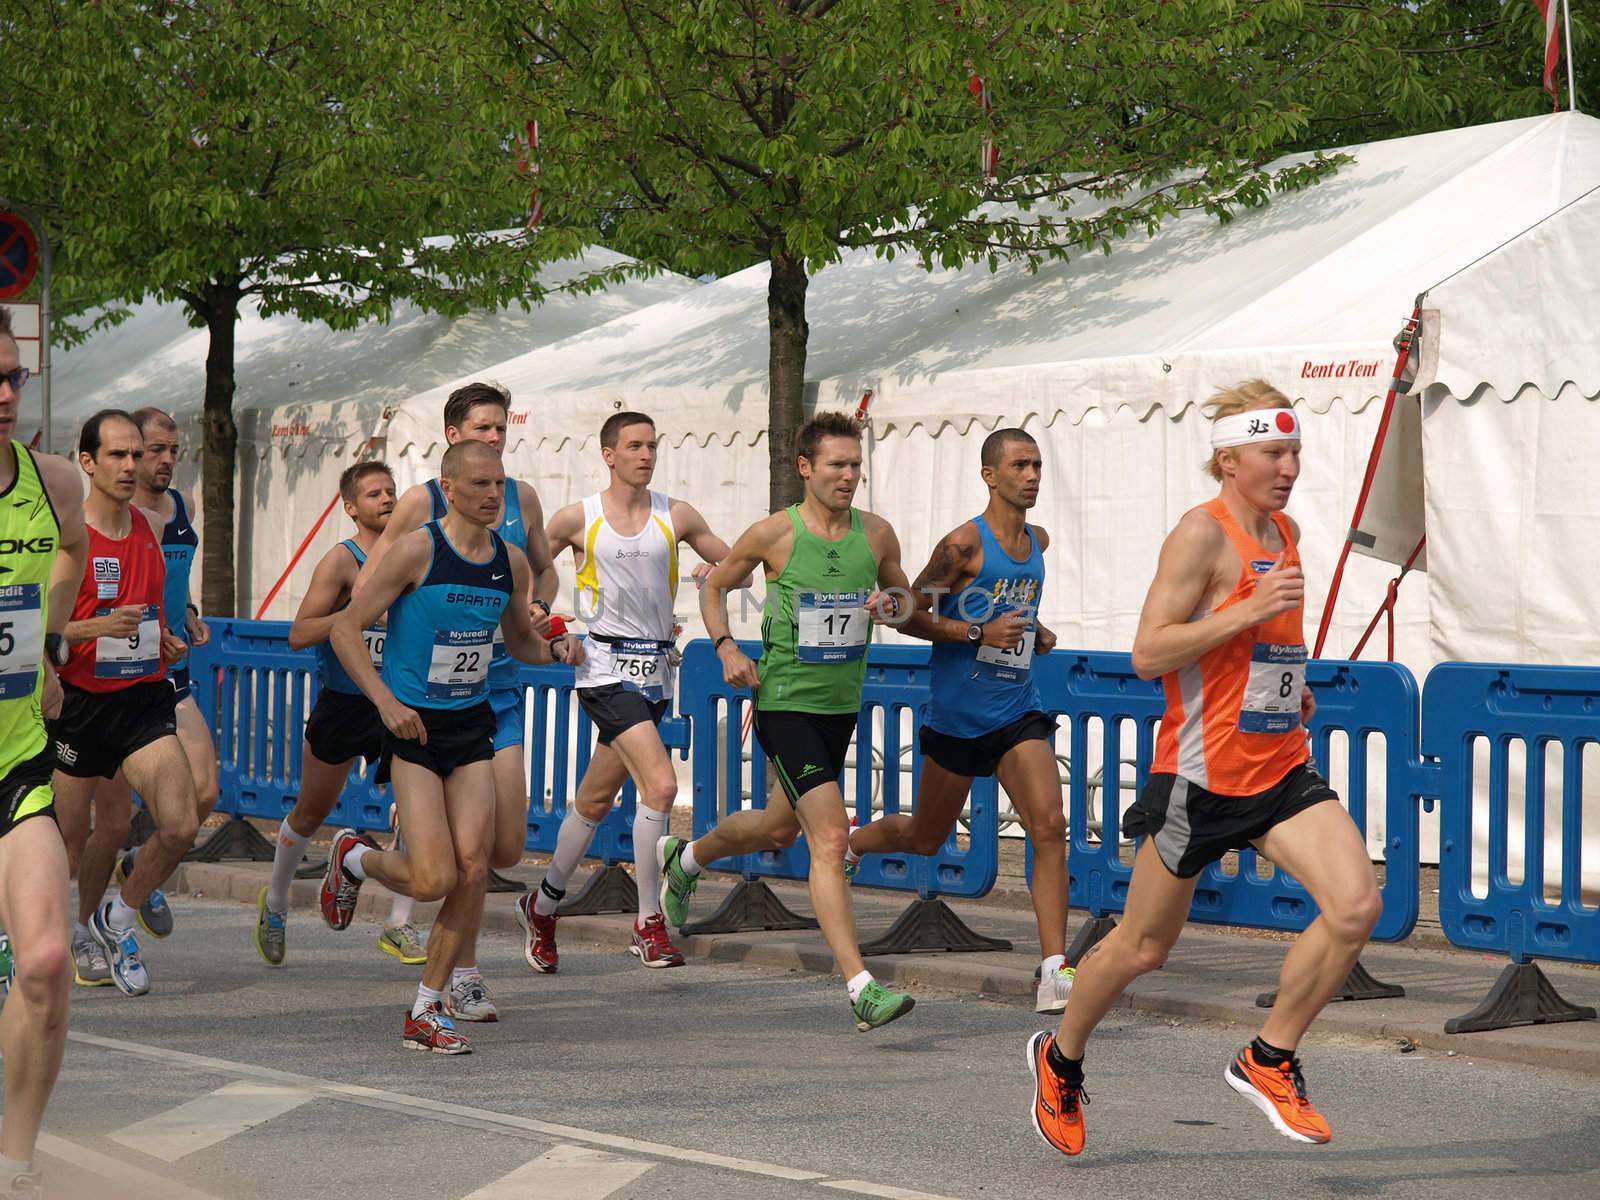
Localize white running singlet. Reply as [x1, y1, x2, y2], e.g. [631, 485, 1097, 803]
[573, 491, 678, 697]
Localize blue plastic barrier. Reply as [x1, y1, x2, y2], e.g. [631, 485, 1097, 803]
[1046, 652, 1424, 942]
[678, 638, 1001, 901]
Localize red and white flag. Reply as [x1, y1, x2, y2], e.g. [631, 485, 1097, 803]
[515, 120, 543, 228]
[1534, 1, 1563, 110]
[968, 74, 997, 179]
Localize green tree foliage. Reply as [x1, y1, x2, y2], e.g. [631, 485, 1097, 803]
[5, 1, 565, 614]
[491, 0, 1590, 508]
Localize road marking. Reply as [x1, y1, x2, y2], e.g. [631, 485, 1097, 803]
[821, 1183, 968, 1200]
[462, 1144, 654, 1200]
[36, 1133, 224, 1200]
[109, 1080, 314, 1161]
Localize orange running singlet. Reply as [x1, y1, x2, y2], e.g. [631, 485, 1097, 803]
[1151, 498, 1309, 796]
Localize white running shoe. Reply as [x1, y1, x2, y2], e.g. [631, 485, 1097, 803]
[89, 903, 150, 997]
[446, 973, 499, 1022]
[1035, 964, 1076, 1014]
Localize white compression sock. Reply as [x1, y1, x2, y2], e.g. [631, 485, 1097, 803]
[632, 808, 671, 921]
[1042, 954, 1066, 976]
[846, 970, 874, 1002]
[387, 893, 415, 927]
[535, 810, 600, 916]
[411, 984, 443, 1018]
[107, 894, 138, 931]
[680, 841, 702, 876]
[267, 820, 310, 912]
[343, 843, 369, 881]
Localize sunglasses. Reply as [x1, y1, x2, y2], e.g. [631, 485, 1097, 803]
[1, 366, 29, 392]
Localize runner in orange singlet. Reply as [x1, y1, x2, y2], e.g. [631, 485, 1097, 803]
[1027, 380, 1381, 1157]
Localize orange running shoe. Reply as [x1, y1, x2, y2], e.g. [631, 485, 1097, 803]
[1026, 1031, 1089, 1156]
[1224, 1046, 1332, 1144]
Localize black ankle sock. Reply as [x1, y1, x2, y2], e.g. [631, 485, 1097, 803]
[539, 879, 566, 904]
[1046, 1038, 1084, 1083]
[1250, 1037, 1295, 1068]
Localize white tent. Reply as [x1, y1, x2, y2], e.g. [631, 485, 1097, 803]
[45, 247, 697, 615]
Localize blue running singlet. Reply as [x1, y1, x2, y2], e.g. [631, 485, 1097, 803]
[426, 477, 527, 693]
[161, 491, 199, 670]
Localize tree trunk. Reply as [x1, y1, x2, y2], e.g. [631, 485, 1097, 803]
[198, 287, 241, 617]
[766, 250, 809, 513]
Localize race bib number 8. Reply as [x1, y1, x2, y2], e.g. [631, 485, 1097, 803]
[975, 624, 1035, 679]
[362, 627, 385, 671]
[796, 592, 869, 663]
[427, 628, 492, 701]
[611, 638, 668, 701]
[1239, 642, 1307, 734]
[94, 604, 162, 680]
[0, 585, 44, 701]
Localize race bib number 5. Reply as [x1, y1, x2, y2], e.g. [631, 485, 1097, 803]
[976, 624, 1036, 679]
[1239, 642, 1307, 734]
[94, 604, 162, 680]
[0, 585, 44, 701]
[796, 592, 869, 663]
[427, 628, 491, 701]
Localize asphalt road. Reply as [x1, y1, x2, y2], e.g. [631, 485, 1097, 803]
[11, 896, 1599, 1200]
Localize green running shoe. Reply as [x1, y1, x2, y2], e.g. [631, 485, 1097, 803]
[0, 931, 12, 998]
[656, 836, 700, 930]
[253, 886, 286, 967]
[853, 980, 915, 1031]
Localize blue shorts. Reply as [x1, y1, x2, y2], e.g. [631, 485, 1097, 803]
[490, 686, 526, 752]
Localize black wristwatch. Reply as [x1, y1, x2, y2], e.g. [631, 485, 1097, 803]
[965, 623, 983, 645]
[531, 599, 551, 616]
[45, 632, 69, 667]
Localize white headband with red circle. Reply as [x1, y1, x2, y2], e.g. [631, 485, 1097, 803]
[1210, 408, 1301, 448]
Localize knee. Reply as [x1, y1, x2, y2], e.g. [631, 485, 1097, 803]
[1326, 885, 1383, 943]
[1125, 934, 1172, 977]
[1028, 812, 1068, 854]
[156, 810, 200, 855]
[454, 853, 488, 893]
[411, 861, 457, 903]
[768, 822, 801, 851]
[488, 827, 525, 870]
[807, 824, 850, 864]
[193, 773, 220, 818]
[98, 805, 135, 846]
[17, 942, 71, 1018]
[905, 827, 948, 856]
[642, 774, 677, 813]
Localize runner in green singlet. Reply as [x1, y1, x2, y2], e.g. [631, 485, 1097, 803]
[658, 411, 919, 1032]
[0, 304, 90, 1197]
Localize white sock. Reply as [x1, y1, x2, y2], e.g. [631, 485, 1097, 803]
[632, 808, 670, 921]
[844, 826, 861, 865]
[343, 843, 369, 881]
[451, 965, 480, 985]
[1042, 953, 1066, 976]
[387, 893, 415, 927]
[107, 894, 138, 931]
[267, 821, 310, 912]
[535, 810, 600, 917]
[680, 840, 702, 876]
[73, 921, 90, 942]
[0, 1155, 32, 1187]
[411, 984, 443, 1018]
[846, 970, 874, 1003]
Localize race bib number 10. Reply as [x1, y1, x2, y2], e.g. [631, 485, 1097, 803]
[427, 628, 492, 701]
[796, 591, 869, 663]
[94, 605, 162, 680]
[1239, 642, 1307, 734]
[0, 585, 43, 701]
[362, 627, 385, 672]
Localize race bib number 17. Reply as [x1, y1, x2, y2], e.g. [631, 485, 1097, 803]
[796, 592, 869, 663]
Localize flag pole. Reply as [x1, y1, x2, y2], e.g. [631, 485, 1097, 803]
[1563, 0, 1577, 111]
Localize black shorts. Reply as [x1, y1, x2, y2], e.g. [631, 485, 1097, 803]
[1124, 762, 1339, 879]
[169, 665, 192, 704]
[753, 709, 857, 807]
[1, 745, 58, 838]
[305, 687, 386, 766]
[577, 683, 670, 747]
[52, 680, 179, 780]
[376, 701, 495, 785]
[919, 710, 1056, 779]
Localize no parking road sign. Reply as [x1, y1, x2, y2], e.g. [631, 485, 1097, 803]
[0, 211, 40, 300]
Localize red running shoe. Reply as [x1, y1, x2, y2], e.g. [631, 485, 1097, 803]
[514, 892, 559, 974]
[1027, 1031, 1089, 1156]
[629, 912, 686, 968]
[402, 1003, 471, 1055]
[1225, 1046, 1332, 1144]
[319, 828, 366, 931]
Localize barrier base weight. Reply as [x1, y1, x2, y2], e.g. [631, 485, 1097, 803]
[184, 815, 277, 863]
[294, 859, 328, 880]
[1256, 959, 1405, 1008]
[487, 868, 528, 894]
[122, 806, 157, 851]
[1444, 961, 1597, 1034]
[1066, 916, 1118, 966]
[557, 864, 639, 916]
[681, 879, 818, 935]
[860, 897, 1012, 956]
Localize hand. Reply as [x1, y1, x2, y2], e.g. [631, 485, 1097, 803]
[717, 642, 760, 690]
[101, 605, 143, 639]
[551, 634, 584, 666]
[980, 614, 1029, 650]
[530, 603, 569, 638]
[379, 698, 426, 743]
[865, 589, 903, 626]
[41, 663, 62, 721]
[186, 610, 210, 646]
[691, 562, 714, 589]
[1250, 555, 1304, 622]
[160, 630, 188, 665]
[1300, 684, 1316, 726]
[1035, 622, 1057, 656]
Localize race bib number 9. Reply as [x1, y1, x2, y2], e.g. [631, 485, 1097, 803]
[362, 627, 385, 672]
[0, 585, 44, 701]
[611, 638, 668, 701]
[94, 605, 162, 680]
[1239, 642, 1307, 734]
[975, 624, 1035, 679]
[796, 592, 869, 663]
[427, 628, 492, 701]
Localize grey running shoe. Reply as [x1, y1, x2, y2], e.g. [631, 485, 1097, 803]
[446, 973, 499, 1023]
[72, 931, 113, 988]
[376, 923, 427, 965]
[115, 852, 174, 939]
[89, 903, 149, 997]
[253, 886, 286, 967]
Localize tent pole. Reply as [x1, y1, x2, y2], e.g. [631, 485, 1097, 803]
[1564, 0, 1577, 112]
[1312, 303, 1421, 659]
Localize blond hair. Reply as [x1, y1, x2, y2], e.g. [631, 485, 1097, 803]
[1201, 379, 1293, 481]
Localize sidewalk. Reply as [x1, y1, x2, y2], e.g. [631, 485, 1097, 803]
[169, 854, 1600, 1077]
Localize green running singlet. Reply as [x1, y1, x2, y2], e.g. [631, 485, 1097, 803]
[756, 506, 879, 715]
[0, 444, 60, 782]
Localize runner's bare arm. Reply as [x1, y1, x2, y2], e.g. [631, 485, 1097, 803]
[40, 455, 88, 717]
[701, 515, 784, 689]
[543, 500, 585, 561]
[861, 515, 912, 626]
[671, 499, 749, 588]
[500, 547, 576, 666]
[1130, 510, 1301, 680]
[517, 481, 558, 609]
[287, 548, 357, 650]
[899, 525, 983, 642]
[334, 528, 425, 738]
[183, 490, 209, 645]
[352, 483, 431, 600]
